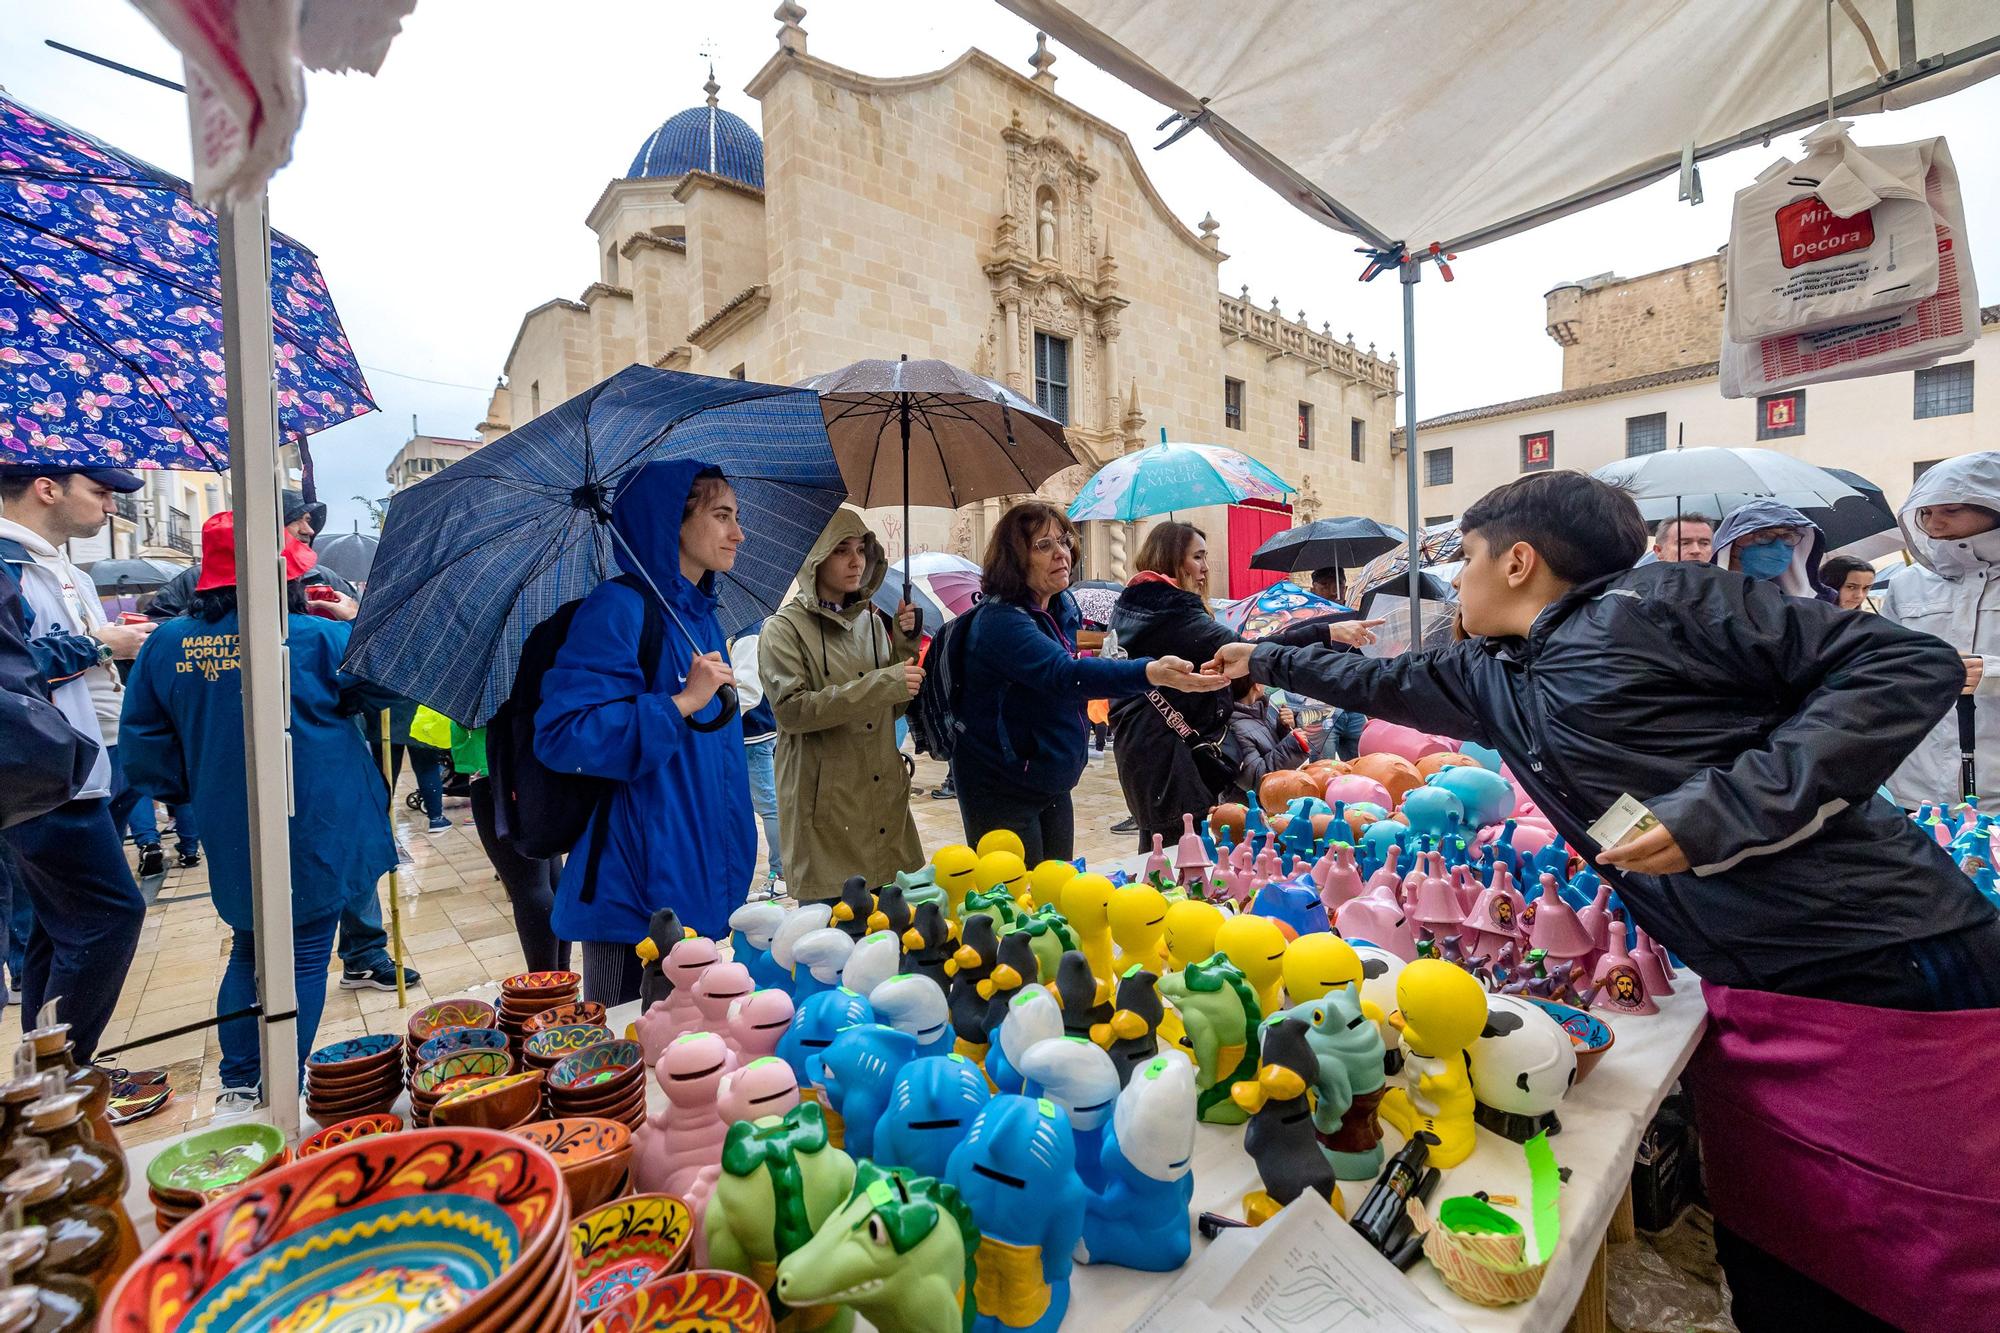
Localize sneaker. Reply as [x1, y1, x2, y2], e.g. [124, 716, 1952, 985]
[1110, 815, 1138, 834]
[340, 962, 423, 992]
[136, 844, 165, 877]
[177, 848, 202, 869]
[929, 781, 956, 801]
[212, 1087, 260, 1119]
[423, 816, 453, 834]
[749, 877, 793, 906]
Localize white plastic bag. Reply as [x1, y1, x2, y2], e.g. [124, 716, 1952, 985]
[1720, 130, 1978, 400]
[1725, 122, 1958, 343]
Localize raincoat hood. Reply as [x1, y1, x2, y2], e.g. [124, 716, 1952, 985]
[1712, 499, 1826, 599]
[1896, 451, 2000, 578]
[795, 507, 888, 617]
[611, 458, 722, 617]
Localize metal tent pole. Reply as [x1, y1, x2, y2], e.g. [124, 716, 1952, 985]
[1401, 258, 1423, 640]
[220, 193, 299, 1135]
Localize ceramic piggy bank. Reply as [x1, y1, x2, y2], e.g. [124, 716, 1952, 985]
[869, 973, 953, 1059]
[819, 1023, 921, 1159]
[873, 1053, 993, 1181]
[945, 1095, 1086, 1333]
[1080, 1054, 1197, 1271]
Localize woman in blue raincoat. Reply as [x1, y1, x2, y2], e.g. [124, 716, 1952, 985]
[120, 513, 396, 1111]
[534, 460, 755, 1004]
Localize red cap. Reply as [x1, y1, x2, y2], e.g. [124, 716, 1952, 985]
[195, 511, 318, 591]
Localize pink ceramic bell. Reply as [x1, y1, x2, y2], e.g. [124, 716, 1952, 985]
[1410, 869, 1463, 944]
[726, 988, 796, 1061]
[1450, 865, 1481, 916]
[1364, 843, 1403, 896]
[1457, 867, 1527, 960]
[635, 935, 721, 1066]
[1316, 843, 1365, 911]
[1175, 812, 1214, 886]
[1527, 884, 1593, 966]
[1255, 845, 1283, 882]
[1576, 885, 1612, 975]
[1630, 928, 1675, 998]
[633, 1030, 738, 1206]
[1590, 922, 1658, 1015]
[1144, 833, 1170, 883]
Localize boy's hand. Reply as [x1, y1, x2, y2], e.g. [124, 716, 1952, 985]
[1964, 655, 1984, 693]
[1326, 617, 1386, 648]
[1595, 822, 1691, 875]
[1206, 643, 1254, 679]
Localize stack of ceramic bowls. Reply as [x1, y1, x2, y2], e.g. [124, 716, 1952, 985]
[408, 1048, 512, 1129]
[433, 1070, 546, 1132]
[303, 1034, 403, 1125]
[416, 1024, 513, 1071]
[512, 1117, 633, 1212]
[545, 1039, 646, 1130]
[582, 1271, 774, 1333]
[405, 997, 499, 1078]
[569, 1194, 696, 1323]
[499, 972, 584, 1059]
[143, 1123, 288, 1233]
[106, 1128, 575, 1332]
[294, 1113, 402, 1159]
[521, 1001, 608, 1040]
[523, 1023, 615, 1074]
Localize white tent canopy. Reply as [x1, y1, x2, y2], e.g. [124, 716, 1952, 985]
[998, 0, 2000, 251]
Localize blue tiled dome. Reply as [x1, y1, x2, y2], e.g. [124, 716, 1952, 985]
[627, 101, 765, 190]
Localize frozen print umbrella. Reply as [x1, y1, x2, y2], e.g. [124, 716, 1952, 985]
[0, 92, 373, 470]
[1067, 430, 1294, 522]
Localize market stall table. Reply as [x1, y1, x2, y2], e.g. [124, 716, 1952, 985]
[116, 956, 1707, 1332]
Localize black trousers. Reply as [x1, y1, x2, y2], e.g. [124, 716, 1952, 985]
[468, 778, 570, 975]
[954, 766, 1073, 864]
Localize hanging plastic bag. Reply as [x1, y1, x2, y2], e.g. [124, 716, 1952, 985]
[1725, 122, 1956, 342]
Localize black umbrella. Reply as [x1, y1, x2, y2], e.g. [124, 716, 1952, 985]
[1250, 516, 1407, 573]
[1803, 469, 1899, 559]
[1358, 569, 1456, 609]
[313, 531, 379, 585]
[796, 356, 1078, 632]
[87, 558, 184, 591]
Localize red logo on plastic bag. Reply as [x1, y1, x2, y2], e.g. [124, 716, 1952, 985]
[1775, 195, 1875, 269]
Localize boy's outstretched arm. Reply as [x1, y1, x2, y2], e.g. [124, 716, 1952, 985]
[1209, 640, 1493, 746]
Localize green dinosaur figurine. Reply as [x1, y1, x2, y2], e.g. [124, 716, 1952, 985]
[959, 885, 1024, 936]
[775, 1161, 981, 1333]
[1158, 953, 1262, 1125]
[1010, 904, 1081, 983]
[706, 1101, 859, 1332]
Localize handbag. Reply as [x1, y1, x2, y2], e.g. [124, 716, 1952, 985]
[1143, 688, 1236, 794]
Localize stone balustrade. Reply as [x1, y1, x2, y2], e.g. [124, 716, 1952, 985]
[1218, 292, 1397, 389]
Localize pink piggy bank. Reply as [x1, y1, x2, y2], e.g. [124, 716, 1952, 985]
[1326, 774, 1394, 810]
[1359, 719, 1456, 762]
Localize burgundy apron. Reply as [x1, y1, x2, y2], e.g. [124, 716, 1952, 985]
[1688, 981, 2000, 1332]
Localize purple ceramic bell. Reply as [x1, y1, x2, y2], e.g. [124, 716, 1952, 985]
[1589, 922, 1658, 1015]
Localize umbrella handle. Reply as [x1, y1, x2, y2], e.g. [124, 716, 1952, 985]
[685, 683, 739, 734]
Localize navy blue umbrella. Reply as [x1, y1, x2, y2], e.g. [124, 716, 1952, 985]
[344, 367, 845, 725]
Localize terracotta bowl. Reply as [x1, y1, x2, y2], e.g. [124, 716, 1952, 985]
[305, 1090, 399, 1126]
[106, 1128, 568, 1333]
[523, 1002, 608, 1037]
[303, 1057, 403, 1095]
[304, 1033, 402, 1076]
[548, 1040, 643, 1094]
[1526, 997, 1617, 1081]
[525, 1024, 616, 1067]
[412, 1047, 514, 1097]
[512, 1117, 633, 1213]
[549, 1080, 647, 1127]
[295, 1113, 403, 1158]
[569, 1194, 696, 1320]
[416, 1024, 513, 1067]
[583, 1270, 773, 1333]
[434, 1071, 546, 1131]
[407, 997, 499, 1047]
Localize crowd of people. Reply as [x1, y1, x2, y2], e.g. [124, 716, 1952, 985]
[3, 446, 1999, 1329]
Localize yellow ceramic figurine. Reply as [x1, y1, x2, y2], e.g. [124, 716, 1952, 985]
[933, 845, 981, 918]
[1059, 872, 1119, 984]
[1213, 914, 1288, 1017]
[972, 851, 1029, 904]
[975, 828, 1027, 861]
[1107, 884, 1170, 973]
[1378, 958, 1486, 1169]
[1161, 899, 1225, 973]
[1027, 859, 1079, 912]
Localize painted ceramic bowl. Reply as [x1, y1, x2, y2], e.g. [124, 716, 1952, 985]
[434, 1071, 545, 1131]
[525, 1024, 616, 1066]
[413, 1048, 515, 1097]
[1526, 997, 1617, 1081]
[522, 1002, 608, 1037]
[549, 1040, 643, 1094]
[503, 970, 583, 998]
[584, 1270, 774, 1333]
[305, 1088, 400, 1126]
[104, 1129, 568, 1333]
[511, 1118, 632, 1212]
[570, 1194, 695, 1318]
[417, 1025, 514, 1067]
[296, 1113, 404, 1158]
[305, 1032, 402, 1072]
[146, 1122, 287, 1197]
[408, 998, 499, 1047]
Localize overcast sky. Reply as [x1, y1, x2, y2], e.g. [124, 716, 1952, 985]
[4, 0, 1996, 535]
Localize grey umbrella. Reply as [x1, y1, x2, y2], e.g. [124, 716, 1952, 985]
[796, 356, 1078, 630]
[1594, 446, 1860, 522]
[313, 530, 379, 585]
[87, 558, 185, 590]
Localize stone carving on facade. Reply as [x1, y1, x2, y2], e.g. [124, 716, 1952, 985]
[1292, 475, 1320, 524]
[1037, 198, 1057, 260]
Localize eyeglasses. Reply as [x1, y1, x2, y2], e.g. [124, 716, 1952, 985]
[1030, 536, 1076, 555]
[1750, 528, 1808, 547]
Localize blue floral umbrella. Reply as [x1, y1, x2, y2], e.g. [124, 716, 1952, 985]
[1067, 429, 1293, 522]
[0, 93, 373, 470]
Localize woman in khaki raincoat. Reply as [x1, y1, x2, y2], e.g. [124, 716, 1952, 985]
[760, 509, 924, 902]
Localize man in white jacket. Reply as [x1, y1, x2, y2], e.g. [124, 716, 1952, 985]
[1880, 451, 2000, 809]
[0, 465, 152, 1059]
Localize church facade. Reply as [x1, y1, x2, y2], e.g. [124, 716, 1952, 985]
[482, 9, 1399, 595]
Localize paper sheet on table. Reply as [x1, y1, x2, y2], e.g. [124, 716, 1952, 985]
[1126, 1193, 1460, 1333]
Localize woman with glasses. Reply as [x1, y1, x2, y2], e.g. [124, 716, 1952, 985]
[1711, 501, 1835, 602]
[955, 502, 1226, 863]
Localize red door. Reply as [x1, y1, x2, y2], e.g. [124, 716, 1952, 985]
[1226, 499, 1293, 598]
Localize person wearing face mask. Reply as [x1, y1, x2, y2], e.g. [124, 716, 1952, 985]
[1710, 501, 1834, 601]
[760, 509, 923, 904]
[1880, 452, 2000, 809]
